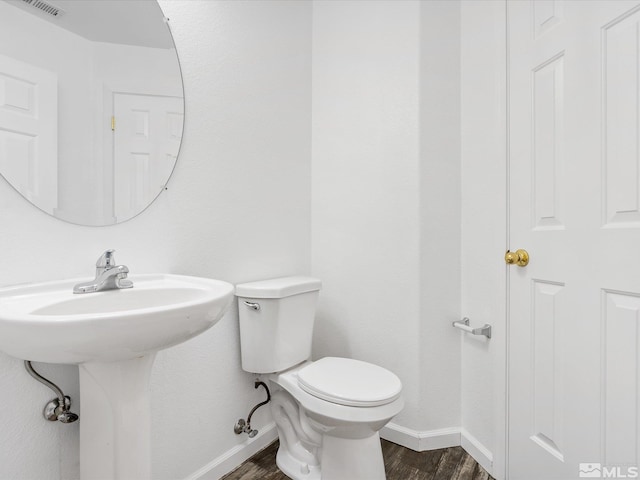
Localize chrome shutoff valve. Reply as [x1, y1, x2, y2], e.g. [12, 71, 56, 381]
[233, 380, 271, 438]
[234, 418, 258, 438]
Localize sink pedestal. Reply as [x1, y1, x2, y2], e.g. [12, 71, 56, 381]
[79, 354, 157, 480]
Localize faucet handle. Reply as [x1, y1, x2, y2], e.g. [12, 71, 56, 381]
[96, 249, 116, 268]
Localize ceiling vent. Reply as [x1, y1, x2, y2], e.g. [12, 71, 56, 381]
[20, 0, 64, 18]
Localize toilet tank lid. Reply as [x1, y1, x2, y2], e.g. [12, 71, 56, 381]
[235, 276, 322, 299]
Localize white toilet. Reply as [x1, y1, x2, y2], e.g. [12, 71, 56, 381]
[236, 276, 404, 480]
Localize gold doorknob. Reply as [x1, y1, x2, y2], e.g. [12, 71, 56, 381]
[505, 249, 529, 267]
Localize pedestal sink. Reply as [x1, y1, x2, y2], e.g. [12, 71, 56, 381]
[0, 274, 234, 479]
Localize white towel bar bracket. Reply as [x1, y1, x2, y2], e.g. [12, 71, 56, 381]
[452, 317, 491, 339]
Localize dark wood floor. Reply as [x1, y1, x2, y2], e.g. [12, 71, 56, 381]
[222, 439, 494, 480]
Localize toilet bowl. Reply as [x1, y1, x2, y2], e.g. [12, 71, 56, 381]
[268, 359, 404, 480]
[236, 276, 404, 480]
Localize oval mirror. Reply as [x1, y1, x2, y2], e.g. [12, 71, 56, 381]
[0, 0, 184, 226]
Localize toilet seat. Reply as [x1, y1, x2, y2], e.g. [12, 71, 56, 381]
[270, 361, 404, 425]
[297, 357, 402, 407]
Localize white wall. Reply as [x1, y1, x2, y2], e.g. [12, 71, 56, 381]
[311, 0, 461, 438]
[460, 0, 507, 477]
[311, 0, 421, 429]
[0, 0, 312, 478]
[419, 0, 462, 434]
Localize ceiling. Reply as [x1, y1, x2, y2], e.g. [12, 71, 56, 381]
[4, 0, 175, 49]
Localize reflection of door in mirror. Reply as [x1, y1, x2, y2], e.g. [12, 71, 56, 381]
[112, 93, 183, 222]
[0, 54, 57, 214]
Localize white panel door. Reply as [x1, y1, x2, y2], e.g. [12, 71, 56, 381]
[112, 93, 183, 222]
[0, 54, 57, 214]
[509, 1, 640, 479]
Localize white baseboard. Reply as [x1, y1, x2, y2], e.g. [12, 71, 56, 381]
[381, 423, 461, 451]
[186, 422, 494, 480]
[460, 428, 493, 475]
[381, 423, 494, 477]
[185, 422, 278, 480]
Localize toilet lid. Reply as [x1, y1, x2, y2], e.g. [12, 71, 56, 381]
[297, 357, 402, 407]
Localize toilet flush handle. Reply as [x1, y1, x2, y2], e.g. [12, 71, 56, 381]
[244, 301, 260, 311]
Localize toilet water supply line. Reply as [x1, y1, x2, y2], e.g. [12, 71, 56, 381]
[24, 361, 79, 424]
[234, 379, 271, 438]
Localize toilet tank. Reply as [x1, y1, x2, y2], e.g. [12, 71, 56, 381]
[235, 276, 321, 374]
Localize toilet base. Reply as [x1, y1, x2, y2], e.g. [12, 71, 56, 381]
[319, 433, 386, 480]
[270, 386, 388, 480]
[275, 431, 386, 480]
[276, 446, 321, 480]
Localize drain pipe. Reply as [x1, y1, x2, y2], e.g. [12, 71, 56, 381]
[24, 361, 79, 424]
[234, 380, 271, 438]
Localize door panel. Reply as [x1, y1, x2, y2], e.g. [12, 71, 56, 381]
[0, 54, 57, 213]
[603, 6, 640, 227]
[603, 290, 640, 466]
[112, 93, 183, 222]
[508, 1, 640, 479]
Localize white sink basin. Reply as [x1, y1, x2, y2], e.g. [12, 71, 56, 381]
[0, 273, 234, 479]
[0, 274, 234, 364]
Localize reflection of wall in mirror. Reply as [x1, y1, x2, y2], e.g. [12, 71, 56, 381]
[0, 1, 182, 226]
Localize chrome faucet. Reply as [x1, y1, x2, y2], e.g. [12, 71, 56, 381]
[73, 250, 134, 294]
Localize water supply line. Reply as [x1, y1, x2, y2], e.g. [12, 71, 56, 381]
[24, 361, 79, 424]
[234, 380, 271, 438]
